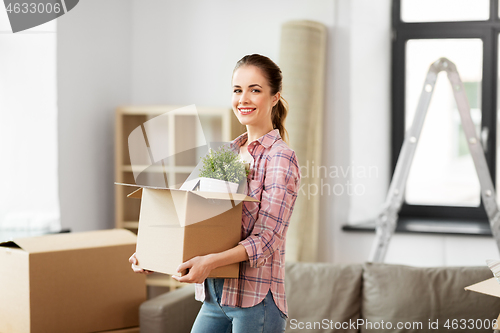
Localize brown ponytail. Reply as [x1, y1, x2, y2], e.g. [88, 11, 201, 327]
[272, 96, 289, 144]
[234, 54, 289, 144]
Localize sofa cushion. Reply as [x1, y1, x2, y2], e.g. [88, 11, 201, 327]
[140, 284, 201, 333]
[285, 262, 363, 333]
[362, 262, 500, 333]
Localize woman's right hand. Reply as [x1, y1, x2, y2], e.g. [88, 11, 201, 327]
[129, 252, 154, 275]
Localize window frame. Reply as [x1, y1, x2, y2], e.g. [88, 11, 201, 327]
[392, 0, 500, 225]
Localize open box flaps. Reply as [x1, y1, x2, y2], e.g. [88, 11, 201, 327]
[465, 277, 500, 298]
[117, 182, 258, 202]
[465, 277, 500, 328]
[0, 228, 137, 253]
[116, 182, 259, 227]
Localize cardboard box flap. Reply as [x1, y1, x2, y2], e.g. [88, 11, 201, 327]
[115, 182, 169, 190]
[465, 277, 500, 298]
[115, 182, 166, 190]
[0, 241, 20, 249]
[116, 182, 162, 199]
[0, 229, 137, 253]
[189, 191, 259, 202]
[116, 182, 260, 202]
[127, 187, 143, 199]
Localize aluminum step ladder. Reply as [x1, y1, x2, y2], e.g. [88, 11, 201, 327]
[369, 57, 500, 262]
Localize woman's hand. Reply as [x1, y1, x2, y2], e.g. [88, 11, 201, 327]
[172, 245, 248, 283]
[128, 252, 154, 275]
[171, 255, 214, 284]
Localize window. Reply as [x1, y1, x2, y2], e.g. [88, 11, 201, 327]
[404, 38, 483, 208]
[392, 0, 500, 233]
[0, 12, 60, 239]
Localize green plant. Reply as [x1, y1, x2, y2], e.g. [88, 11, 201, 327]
[199, 146, 249, 183]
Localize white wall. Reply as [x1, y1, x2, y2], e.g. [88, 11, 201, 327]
[57, 0, 132, 231]
[327, 0, 390, 263]
[56, 0, 499, 265]
[129, 0, 335, 105]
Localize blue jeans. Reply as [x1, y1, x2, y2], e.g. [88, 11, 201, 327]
[190, 278, 287, 333]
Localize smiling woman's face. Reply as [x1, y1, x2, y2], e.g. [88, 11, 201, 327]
[231, 65, 279, 129]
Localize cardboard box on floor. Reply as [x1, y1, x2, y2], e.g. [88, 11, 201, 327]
[0, 229, 146, 333]
[118, 183, 259, 278]
[465, 277, 500, 328]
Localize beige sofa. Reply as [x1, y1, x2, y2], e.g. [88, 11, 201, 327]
[140, 262, 500, 333]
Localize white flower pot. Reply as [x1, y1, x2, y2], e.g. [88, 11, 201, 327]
[198, 177, 239, 193]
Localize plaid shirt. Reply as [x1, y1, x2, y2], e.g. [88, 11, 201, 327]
[215, 129, 301, 317]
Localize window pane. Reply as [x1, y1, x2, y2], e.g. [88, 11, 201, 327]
[0, 33, 60, 235]
[402, 0, 489, 22]
[405, 39, 482, 207]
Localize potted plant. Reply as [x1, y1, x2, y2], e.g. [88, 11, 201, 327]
[195, 146, 249, 193]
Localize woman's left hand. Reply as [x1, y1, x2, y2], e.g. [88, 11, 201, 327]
[172, 255, 214, 284]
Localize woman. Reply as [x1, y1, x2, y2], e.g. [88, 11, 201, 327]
[130, 54, 301, 333]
